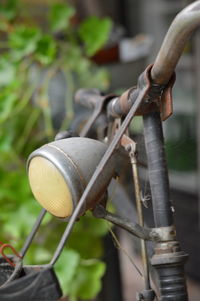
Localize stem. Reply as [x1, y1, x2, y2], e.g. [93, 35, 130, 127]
[60, 68, 74, 131]
[16, 108, 41, 153]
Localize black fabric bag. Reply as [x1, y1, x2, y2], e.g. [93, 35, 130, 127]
[0, 209, 63, 301]
[0, 256, 62, 301]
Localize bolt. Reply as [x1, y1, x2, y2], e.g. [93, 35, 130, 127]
[136, 292, 144, 301]
[150, 231, 160, 242]
[126, 144, 132, 152]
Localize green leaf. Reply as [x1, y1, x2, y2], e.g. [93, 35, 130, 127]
[70, 259, 106, 300]
[0, 168, 34, 205]
[3, 202, 40, 239]
[49, 3, 76, 33]
[69, 234, 104, 259]
[73, 213, 108, 237]
[0, 0, 18, 21]
[79, 16, 112, 56]
[35, 35, 57, 65]
[55, 249, 80, 295]
[68, 213, 109, 258]
[32, 246, 52, 263]
[9, 25, 41, 60]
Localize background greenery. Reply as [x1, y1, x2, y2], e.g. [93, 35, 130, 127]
[0, 1, 112, 299]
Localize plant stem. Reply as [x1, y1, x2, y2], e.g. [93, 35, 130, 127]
[16, 108, 41, 153]
[60, 68, 74, 131]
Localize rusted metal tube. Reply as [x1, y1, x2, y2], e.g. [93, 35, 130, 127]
[151, 0, 200, 85]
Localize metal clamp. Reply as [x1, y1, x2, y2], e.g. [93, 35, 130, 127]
[150, 225, 176, 242]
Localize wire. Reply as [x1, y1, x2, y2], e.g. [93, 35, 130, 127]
[109, 227, 143, 278]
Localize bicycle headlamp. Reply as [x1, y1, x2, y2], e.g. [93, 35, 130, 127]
[27, 137, 116, 219]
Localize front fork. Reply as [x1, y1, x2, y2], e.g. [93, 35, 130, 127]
[143, 112, 188, 301]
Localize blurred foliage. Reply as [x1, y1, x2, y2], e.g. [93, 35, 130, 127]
[79, 16, 112, 57]
[0, 0, 112, 299]
[165, 114, 197, 171]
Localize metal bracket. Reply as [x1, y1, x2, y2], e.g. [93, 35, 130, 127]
[93, 204, 152, 241]
[109, 64, 175, 121]
[93, 205, 177, 243]
[120, 134, 137, 164]
[150, 225, 176, 242]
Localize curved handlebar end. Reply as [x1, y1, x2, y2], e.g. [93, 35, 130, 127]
[151, 0, 200, 85]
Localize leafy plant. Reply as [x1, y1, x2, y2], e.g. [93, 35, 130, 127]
[49, 2, 76, 33]
[0, 0, 112, 299]
[79, 16, 112, 56]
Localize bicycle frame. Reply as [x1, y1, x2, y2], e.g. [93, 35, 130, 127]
[24, 1, 200, 301]
[72, 3, 200, 300]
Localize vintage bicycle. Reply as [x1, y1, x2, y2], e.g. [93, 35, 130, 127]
[1, 1, 200, 300]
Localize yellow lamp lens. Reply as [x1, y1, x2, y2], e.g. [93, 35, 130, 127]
[28, 156, 73, 218]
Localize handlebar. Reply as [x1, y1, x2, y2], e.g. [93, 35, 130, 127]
[75, 1, 200, 115]
[151, 0, 200, 85]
